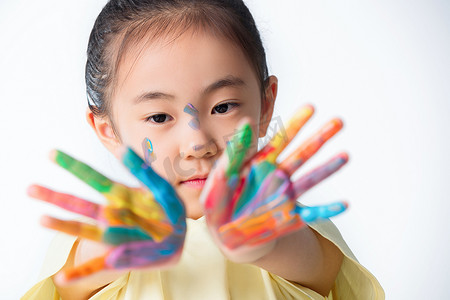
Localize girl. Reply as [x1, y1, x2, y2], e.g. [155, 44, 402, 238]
[23, 0, 384, 299]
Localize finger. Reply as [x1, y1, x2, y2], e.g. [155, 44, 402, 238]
[202, 121, 253, 226]
[28, 184, 102, 220]
[40, 215, 103, 242]
[201, 161, 240, 226]
[121, 148, 185, 228]
[225, 121, 253, 178]
[51, 150, 116, 194]
[293, 152, 349, 198]
[222, 121, 254, 220]
[256, 104, 314, 164]
[57, 255, 108, 282]
[205, 119, 253, 198]
[296, 201, 348, 223]
[279, 118, 343, 176]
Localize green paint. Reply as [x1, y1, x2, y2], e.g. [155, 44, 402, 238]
[226, 123, 253, 178]
[104, 227, 152, 245]
[55, 150, 114, 193]
[122, 148, 146, 173]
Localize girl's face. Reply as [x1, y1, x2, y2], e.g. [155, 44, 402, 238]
[89, 29, 277, 219]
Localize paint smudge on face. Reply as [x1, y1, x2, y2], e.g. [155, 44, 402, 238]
[142, 138, 156, 165]
[193, 144, 204, 151]
[184, 103, 200, 130]
[192, 139, 216, 152]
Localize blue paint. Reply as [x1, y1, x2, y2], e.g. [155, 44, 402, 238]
[184, 103, 200, 130]
[296, 202, 347, 223]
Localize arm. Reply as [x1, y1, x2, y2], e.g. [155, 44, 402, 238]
[253, 226, 343, 297]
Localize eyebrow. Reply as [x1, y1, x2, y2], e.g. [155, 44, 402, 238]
[133, 91, 174, 104]
[133, 75, 246, 105]
[203, 75, 246, 95]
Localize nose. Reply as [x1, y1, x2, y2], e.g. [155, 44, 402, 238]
[179, 126, 218, 160]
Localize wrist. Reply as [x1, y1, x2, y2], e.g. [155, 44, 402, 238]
[220, 239, 278, 264]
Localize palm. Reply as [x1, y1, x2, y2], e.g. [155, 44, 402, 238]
[202, 105, 348, 257]
[28, 148, 186, 282]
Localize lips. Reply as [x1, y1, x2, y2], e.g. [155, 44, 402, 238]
[180, 176, 208, 189]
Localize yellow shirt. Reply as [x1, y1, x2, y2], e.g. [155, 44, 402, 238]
[22, 217, 384, 299]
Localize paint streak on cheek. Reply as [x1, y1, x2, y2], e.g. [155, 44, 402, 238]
[142, 138, 157, 165]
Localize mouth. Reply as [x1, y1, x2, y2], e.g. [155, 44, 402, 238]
[180, 177, 208, 189]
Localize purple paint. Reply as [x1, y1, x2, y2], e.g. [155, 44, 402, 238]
[184, 103, 200, 130]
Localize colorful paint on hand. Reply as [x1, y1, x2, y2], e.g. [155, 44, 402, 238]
[142, 138, 156, 165]
[184, 103, 200, 130]
[28, 149, 186, 281]
[201, 104, 349, 255]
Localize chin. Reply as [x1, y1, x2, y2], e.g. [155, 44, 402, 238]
[176, 186, 204, 219]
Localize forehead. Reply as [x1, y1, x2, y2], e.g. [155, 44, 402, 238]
[113, 28, 260, 98]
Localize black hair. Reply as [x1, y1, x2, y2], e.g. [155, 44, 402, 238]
[86, 0, 269, 124]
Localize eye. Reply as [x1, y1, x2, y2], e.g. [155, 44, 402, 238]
[145, 114, 172, 124]
[212, 102, 239, 114]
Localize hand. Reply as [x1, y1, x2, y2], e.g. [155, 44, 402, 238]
[28, 148, 186, 282]
[201, 105, 348, 261]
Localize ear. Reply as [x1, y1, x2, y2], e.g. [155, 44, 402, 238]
[259, 75, 278, 138]
[86, 108, 121, 153]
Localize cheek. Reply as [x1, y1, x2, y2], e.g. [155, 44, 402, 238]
[117, 122, 178, 182]
[141, 137, 180, 182]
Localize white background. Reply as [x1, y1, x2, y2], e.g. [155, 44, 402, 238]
[1, 0, 449, 299]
